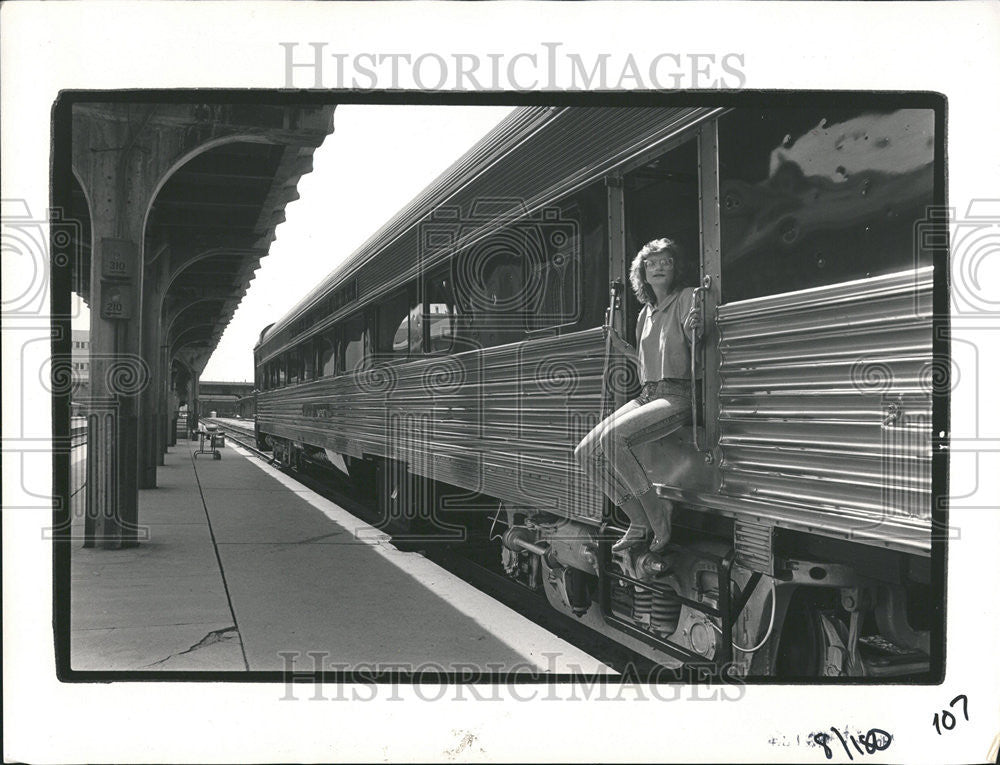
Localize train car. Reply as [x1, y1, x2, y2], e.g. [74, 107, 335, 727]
[254, 104, 942, 678]
[235, 394, 256, 420]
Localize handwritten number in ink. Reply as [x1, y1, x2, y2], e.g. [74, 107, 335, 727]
[933, 694, 969, 735]
[831, 727, 854, 760]
[812, 732, 833, 760]
[850, 734, 865, 756]
[863, 729, 892, 753]
[932, 710, 955, 733]
[950, 694, 969, 721]
[814, 727, 892, 759]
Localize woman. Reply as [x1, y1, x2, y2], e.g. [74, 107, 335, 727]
[575, 237, 702, 553]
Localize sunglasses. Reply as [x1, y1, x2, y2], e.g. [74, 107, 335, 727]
[643, 256, 674, 269]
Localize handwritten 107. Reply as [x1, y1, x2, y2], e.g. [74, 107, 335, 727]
[932, 694, 969, 735]
[812, 728, 892, 760]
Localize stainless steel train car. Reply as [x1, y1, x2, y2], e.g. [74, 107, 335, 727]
[254, 104, 943, 678]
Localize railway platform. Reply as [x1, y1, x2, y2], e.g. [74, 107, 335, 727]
[70, 429, 613, 675]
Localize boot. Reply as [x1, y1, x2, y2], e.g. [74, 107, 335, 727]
[640, 492, 673, 553]
[612, 497, 651, 552]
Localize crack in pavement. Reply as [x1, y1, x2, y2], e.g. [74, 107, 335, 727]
[294, 530, 346, 544]
[142, 625, 239, 668]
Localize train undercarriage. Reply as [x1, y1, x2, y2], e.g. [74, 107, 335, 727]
[264, 433, 933, 680]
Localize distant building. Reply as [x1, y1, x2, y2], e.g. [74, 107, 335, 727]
[200, 381, 254, 417]
[71, 329, 90, 407]
[71, 329, 90, 378]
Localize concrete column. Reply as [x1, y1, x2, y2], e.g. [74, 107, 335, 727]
[82, 245, 144, 546]
[138, 253, 168, 488]
[169, 359, 189, 447]
[75, 105, 195, 545]
[74, 116, 156, 549]
[188, 371, 201, 439]
[167, 371, 179, 448]
[159, 344, 171, 459]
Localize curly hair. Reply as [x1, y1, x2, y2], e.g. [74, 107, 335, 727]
[629, 237, 691, 306]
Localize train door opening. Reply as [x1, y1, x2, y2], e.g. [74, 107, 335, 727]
[601, 137, 701, 533]
[621, 138, 701, 347]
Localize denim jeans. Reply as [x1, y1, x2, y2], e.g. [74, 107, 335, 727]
[575, 379, 692, 507]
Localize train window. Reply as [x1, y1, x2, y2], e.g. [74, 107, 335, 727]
[527, 182, 606, 333]
[317, 331, 337, 377]
[424, 268, 458, 353]
[718, 108, 935, 303]
[454, 229, 527, 349]
[377, 286, 419, 358]
[276, 357, 286, 387]
[408, 306, 422, 354]
[302, 342, 316, 381]
[341, 311, 368, 374]
[287, 348, 302, 385]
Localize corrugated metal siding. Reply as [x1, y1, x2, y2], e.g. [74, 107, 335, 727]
[258, 329, 608, 523]
[716, 268, 934, 534]
[260, 106, 710, 360]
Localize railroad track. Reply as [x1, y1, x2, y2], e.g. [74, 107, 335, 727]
[203, 418, 655, 674]
[201, 418, 270, 459]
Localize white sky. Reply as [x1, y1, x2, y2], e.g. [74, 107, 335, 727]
[73, 104, 515, 382]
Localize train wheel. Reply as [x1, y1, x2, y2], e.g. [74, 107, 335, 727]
[774, 588, 847, 678]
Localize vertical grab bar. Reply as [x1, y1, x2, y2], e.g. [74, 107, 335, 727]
[690, 275, 711, 451]
[601, 279, 623, 419]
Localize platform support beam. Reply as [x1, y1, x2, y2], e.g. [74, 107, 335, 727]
[160, 343, 173, 457]
[138, 250, 169, 488]
[188, 371, 201, 438]
[73, 108, 164, 547]
[72, 104, 207, 545]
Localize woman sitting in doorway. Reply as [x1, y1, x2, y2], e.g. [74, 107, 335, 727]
[575, 237, 703, 553]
